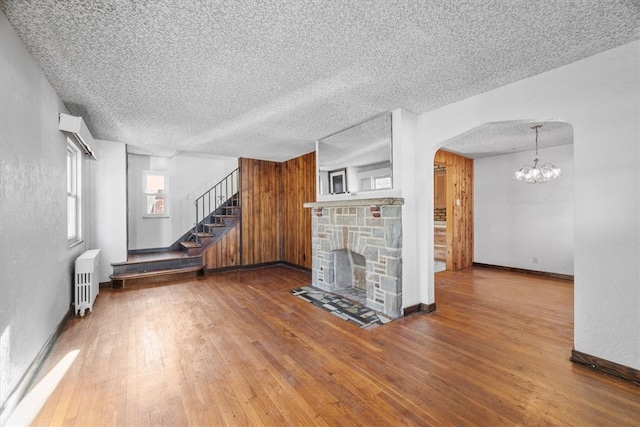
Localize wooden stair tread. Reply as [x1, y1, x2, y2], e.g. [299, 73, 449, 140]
[180, 241, 202, 248]
[194, 232, 214, 238]
[202, 223, 227, 228]
[111, 265, 203, 280]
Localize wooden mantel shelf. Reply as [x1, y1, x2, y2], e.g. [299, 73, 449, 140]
[303, 197, 404, 208]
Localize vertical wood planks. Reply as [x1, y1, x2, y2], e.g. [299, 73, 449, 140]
[240, 157, 283, 265]
[433, 149, 474, 270]
[203, 223, 240, 270]
[282, 152, 316, 269]
[235, 153, 315, 269]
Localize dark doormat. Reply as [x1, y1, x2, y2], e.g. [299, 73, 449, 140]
[290, 286, 392, 329]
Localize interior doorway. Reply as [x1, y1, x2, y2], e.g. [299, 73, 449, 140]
[431, 119, 574, 280]
[430, 149, 474, 273]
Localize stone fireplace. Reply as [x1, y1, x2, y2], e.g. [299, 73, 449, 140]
[303, 198, 404, 318]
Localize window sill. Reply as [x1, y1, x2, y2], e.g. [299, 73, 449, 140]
[68, 239, 84, 249]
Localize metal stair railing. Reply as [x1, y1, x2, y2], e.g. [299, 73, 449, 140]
[193, 168, 240, 244]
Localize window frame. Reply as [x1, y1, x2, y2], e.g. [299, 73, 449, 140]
[143, 170, 169, 218]
[67, 139, 83, 247]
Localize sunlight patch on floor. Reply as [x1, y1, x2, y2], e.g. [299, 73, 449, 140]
[4, 350, 79, 427]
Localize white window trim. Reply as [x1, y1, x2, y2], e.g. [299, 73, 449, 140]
[67, 139, 83, 247]
[143, 170, 169, 218]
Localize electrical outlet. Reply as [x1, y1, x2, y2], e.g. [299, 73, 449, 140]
[532, 257, 538, 264]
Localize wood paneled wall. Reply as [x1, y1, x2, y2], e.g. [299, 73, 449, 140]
[203, 223, 240, 270]
[434, 149, 474, 270]
[240, 158, 283, 265]
[201, 153, 313, 270]
[282, 152, 316, 269]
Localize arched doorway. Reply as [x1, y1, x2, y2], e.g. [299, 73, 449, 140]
[431, 119, 574, 281]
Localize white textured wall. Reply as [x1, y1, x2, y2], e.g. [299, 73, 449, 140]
[127, 152, 238, 250]
[415, 41, 639, 370]
[90, 140, 127, 282]
[0, 13, 88, 408]
[169, 152, 238, 244]
[127, 154, 172, 250]
[397, 110, 420, 308]
[474, 144, 574, 275]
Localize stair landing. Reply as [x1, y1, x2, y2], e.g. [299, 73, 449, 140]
[111, 251, 203, 288]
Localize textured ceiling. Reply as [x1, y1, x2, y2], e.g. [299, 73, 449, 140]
[442, 119, 573, 159]
[2, 1, 639, 160]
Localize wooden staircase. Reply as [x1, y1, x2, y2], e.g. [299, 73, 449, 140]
[178, 194, 240, 256]
[110, 170, 240, 288]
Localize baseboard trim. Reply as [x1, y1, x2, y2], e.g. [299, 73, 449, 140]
[421, 302, 437, 313]
[403, 304, 421, 316]
[403, 302, 437, 316]
[473, 262, 574, 281]
[0, 306, 73, 425]
[570, 349, 640, 385]
[279, 261, 312, 273]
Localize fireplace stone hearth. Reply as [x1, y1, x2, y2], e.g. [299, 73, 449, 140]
[303, 198, 404, 318]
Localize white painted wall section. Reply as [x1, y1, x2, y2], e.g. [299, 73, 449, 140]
[474, 144, 574, 275]
[0, 13, 88, 410]
[397, 109, 421, 309]
[127, 152, 238, 250]
[415, 41, 639, 370]
[90, 139, 128, 282]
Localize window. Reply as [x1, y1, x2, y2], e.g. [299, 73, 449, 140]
[67, 139, 82, 245]
[359, 175, 392, 191]
[144, 171, 168, 217]
[374, 176, 392, 190]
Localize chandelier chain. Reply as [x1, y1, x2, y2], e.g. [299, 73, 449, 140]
[532, 124, 542, 158]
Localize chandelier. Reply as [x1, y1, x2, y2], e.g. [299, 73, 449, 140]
[514, 125, 561, 183]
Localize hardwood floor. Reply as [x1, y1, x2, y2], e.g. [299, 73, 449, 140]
[29, 266, 639, 426]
